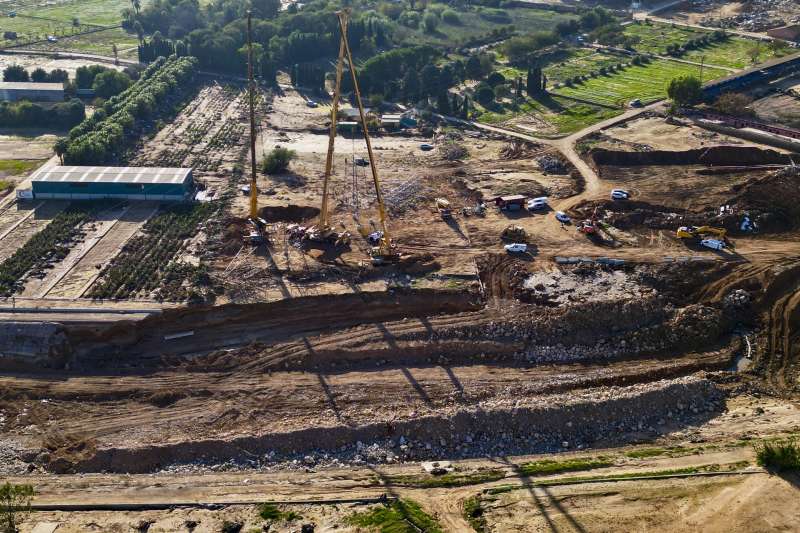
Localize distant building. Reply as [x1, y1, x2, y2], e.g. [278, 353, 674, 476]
[494, 195, 528, 209]
[337, 121, 360, 133]
[27, 166, 194, 201]
[0, 82, 64, 102]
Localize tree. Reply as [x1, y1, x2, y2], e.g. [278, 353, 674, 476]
[465, 55, 482, 81]
[402, 68, 421, 102]
[92, 70, 132, 98]
[474, 83, 495, 106]
[3, 65, 29, 82]
[0, 482, 33, 533]
[30, 68, 48, 82]
[422, 12, 439, 33]
[436, 90, 451, 114]
[262, 146, 296, 174]
[667, 75, 703, 107]
[54, 138, 68, 164]
[48, 69, 69, 83]
[486, 71, 505, 87]
[420, 64, 440, 96]
[252, 0, 281, 20]
[461, 95, 470, 119]
[133, 20, 144, 44]
[713, 92, 755, 117]
[746, 42, 762, 63]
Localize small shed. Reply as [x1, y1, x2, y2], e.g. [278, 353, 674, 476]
[495, 195, 528, 209]
[337, 121, 360, 133]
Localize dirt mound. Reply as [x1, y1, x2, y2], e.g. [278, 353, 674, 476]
[37, 377, 723, 474]
[259, 205, 320, 222]
[590, 146, 798, 167]
[725, 166, 800, 231]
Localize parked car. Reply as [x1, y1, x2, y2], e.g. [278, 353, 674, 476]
[701, 238, 726, 251]
[526, 197, 548, 211]
[629, 98, 643, 108]
[610, 188, 630, 200]
[555, 211, 571, 223]
[306, 100, 319, 108]
[419, 143, 435, 151]
[504, 243, 528, 254]
[354, 157, 369, 167]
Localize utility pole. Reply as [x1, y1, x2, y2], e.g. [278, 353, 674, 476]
[247, 10, 259, 221]
[699, 55, 705, 82]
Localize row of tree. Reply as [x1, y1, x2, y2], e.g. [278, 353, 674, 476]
[58, 55, 198, 165]
[2, 65, 69, 84]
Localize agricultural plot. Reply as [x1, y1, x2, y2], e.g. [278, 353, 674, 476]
[478, 95, 620, 136]
[0, 0, 138, 54]
[500, 49, 629, 86]
[87, 203, 218, 302]
[0, 203, 89, 297]
[624, 21, 788, 69]
[551, 59, 727, 108]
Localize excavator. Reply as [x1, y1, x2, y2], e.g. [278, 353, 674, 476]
[311, 9, 399, 265]
[577, 207, 599, 236]
[676, 225, 734, 248]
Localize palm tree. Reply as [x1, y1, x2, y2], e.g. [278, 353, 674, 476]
[54, 138, 68, 165]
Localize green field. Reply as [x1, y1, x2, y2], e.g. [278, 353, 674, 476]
[400, 6, 577, 47]
[624, 21, 789, 69]
[0, 0, 139, 54]
[477, 94, 622, 136]
[551, 58, 727, 107]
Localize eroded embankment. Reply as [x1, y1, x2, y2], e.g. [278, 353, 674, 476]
[0, 288, 481, 370]
[589, 146, 798, 167]
[41, 377, 723, 474]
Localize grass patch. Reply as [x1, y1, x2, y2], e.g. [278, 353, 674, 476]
[519, 457, 615, 476]
[382, 469, 505, 488]
[755, 438, 800, 472]
[0, 160, 41, 177]
[347, 499, 443, 533]
[625, 446, 694, 459]
[463, 496, 487, 533]
[258, 503, 301, 522]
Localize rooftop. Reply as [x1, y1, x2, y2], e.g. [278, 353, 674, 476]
[0, 82, 64, 91]
[31, 166, 193, 185]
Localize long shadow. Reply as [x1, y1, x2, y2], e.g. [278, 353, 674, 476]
[261, 244, 291, 299]
[532, 92, 566, 113]
[541, 485, 588, 533]
[375, 322, 432, 405]
[494, 455, 561, 532]
[445, 216, 469, 241]
[316, 372, 352, 426]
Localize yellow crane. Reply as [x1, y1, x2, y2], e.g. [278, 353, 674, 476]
[316, 9, 398, 263]
[245, 11, 265, 244]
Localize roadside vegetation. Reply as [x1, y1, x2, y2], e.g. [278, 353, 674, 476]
[258, 503, 302, 522]
[519, 456, 614, 476]
[0, 160, 41, 177]
[347, 499, 443, 533]
[380, 468, 505, 488]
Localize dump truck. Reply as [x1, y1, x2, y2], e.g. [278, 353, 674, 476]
[435, 197, 452, 219]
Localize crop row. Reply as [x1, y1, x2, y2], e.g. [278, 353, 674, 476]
[0, 206, 91, 297]
[87, 203, 217, 301]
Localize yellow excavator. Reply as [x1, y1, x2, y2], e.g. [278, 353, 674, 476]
[676, 226, 727, 240]
[313, 9, 398, 264]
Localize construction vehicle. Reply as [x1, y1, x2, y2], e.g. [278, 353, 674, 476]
[577, 207, 599, 235]
[317, 9, 398, 265]
[501, 225, 527, 242]
[676, 225, 727, 240]
[435, 197, 452, 219]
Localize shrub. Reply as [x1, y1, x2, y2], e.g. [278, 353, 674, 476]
[755, 439, 800, 471]
[441, 9, 460, 25]
[262, 146, 297, 174]
[422, 12, 440, 33]
[0, 483, 34, 533]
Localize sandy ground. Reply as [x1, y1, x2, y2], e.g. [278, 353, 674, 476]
[0, 132, 60, 161]
[601, 116, 777, 152]
[0, 55, 124, 78]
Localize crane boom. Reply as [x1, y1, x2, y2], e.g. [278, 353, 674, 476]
[319, 17, 347, 230]
[335, 9, 394, 258]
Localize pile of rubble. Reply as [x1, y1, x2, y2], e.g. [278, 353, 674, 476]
[536, 155, 569, 174]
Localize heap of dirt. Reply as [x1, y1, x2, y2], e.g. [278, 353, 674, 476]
[259, 204, 320, 222]
[590, 146, 798, 167]
[36, 377, 723, 474]
[725, 166, 800, 231]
